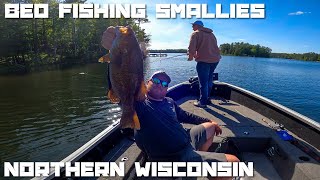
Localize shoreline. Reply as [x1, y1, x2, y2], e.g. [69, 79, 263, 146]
[1, 54, 319, 76]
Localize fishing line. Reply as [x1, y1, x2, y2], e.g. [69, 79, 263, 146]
[77, 53, 185, 78]
[149, 53, 187, 63]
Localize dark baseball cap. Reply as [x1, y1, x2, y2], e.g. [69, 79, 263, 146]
[150, 71, 171, 83]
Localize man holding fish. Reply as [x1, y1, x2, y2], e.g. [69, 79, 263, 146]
[100, 25, 239, 166]
[134, 71, 240, 164]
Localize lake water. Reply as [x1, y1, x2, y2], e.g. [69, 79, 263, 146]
[0, 55, 319, 169]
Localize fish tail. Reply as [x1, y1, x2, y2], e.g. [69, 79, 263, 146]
[120, 110, 141, 130]
[120, 110, 135, 129]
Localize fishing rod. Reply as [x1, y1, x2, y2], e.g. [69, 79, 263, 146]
[149, 53, 187, 63]
[159, 53, 187, 60]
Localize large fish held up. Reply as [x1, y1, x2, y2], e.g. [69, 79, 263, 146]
[99, 26, 146, 129]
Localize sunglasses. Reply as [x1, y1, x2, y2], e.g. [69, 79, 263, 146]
[151, 77, 169, 87]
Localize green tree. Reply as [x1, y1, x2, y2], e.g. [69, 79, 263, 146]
[0, 0, 151, 74]
[220, 42, 272, 58]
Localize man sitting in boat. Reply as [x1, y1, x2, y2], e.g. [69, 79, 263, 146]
[135, 71, 239, 163]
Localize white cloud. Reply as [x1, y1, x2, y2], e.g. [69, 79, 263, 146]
[87, 0, 195, 50]
[288, 11, 311, 16]
[140, 17, 186, 35]
[148, 40, 187, 49]
[140, 16, 192, 49]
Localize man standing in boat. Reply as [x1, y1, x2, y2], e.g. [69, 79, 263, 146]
[187, 20, 221, 108]
[134, 71, 239, 164]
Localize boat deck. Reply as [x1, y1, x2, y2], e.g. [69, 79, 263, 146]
[179, 96, 282, 180]
[98, 96, 320, 180]
[177, 96, 319, 180]
[178, 96, 285, 143]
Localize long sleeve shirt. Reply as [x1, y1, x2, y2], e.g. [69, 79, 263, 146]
[134, 97, 210, 160]
[188, 27, 221, 63]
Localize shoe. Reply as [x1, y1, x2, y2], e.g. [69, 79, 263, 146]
[193, 101, 207, 108]
[207, 99, 212, 105]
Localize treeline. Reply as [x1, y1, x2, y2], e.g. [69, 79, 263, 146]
[220, 42, 320, 61]
[220, 42, 272, 58]
[0, 0, 150, 75]
[149, 49, 187, 53]
[270, 52, 320, 61]
[148, 42, 320, 62]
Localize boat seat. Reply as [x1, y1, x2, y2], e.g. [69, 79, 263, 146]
[100, 137, 145, 180]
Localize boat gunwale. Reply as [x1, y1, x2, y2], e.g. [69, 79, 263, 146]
[215, 81, 320, 131]
[32, 121, 120, 180]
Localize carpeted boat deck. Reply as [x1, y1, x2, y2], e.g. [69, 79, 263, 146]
[92, 96, 320, 180]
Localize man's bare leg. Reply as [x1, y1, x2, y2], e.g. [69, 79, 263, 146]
[199, 122, 216, 151]
[209, 154, 240, 180]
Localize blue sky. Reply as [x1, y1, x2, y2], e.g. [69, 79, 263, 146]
[88, 0, 320, 53]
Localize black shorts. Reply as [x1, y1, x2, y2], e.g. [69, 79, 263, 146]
[185, 124, 227, 162]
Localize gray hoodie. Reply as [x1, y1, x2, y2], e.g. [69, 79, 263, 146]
[188, 27, 221, 63]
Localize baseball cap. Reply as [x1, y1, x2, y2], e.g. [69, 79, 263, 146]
[191, 20, 204, 27]
[150, 71, 171, 83]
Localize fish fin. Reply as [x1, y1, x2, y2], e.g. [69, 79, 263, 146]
[139, 42, 148, 57]
[133, 111, 141, 130]
[98, 53, 111, 63]
[135, 81, 147, 101]
[107, 89, 120, 103]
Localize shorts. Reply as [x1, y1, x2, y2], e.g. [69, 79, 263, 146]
[188, 124, 207, 150]
[185, 124, 227, 163]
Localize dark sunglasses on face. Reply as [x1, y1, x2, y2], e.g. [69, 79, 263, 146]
[151, 77, 169, 87]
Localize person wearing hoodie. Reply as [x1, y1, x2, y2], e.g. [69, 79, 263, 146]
[188, 20, 221, 108]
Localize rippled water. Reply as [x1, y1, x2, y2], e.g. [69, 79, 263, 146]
[0, 55, 319, 170]
[0, 64, 118, 167]
[150, 55, 320, 122]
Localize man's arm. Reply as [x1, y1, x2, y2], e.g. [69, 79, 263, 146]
[174, 102, 210, 124]
[187, 32, 197, 60]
